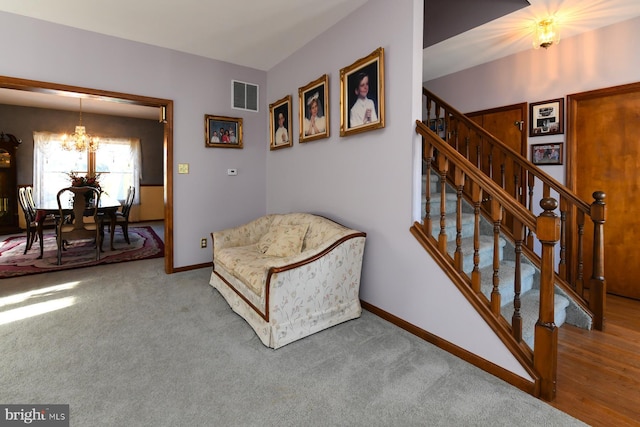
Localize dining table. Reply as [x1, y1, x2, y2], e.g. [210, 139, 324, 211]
[34, 193, 122, 259]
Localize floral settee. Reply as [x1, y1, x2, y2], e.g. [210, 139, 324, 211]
[209, 213, 366, 349]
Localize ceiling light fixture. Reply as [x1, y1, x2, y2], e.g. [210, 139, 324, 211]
[533, 17, 560, 49]
[61, 98, 99, 152]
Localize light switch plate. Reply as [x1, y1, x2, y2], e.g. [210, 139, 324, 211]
[178, 163, 189, 174]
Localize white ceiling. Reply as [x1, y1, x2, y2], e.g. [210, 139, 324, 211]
[424, 0, 640, 81]
[0, 0, 639, 118]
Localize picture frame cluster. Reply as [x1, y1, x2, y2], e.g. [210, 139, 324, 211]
[267, 47, 385, 151]
[528, 97, 564, 165]
[204, 47, 385, 150]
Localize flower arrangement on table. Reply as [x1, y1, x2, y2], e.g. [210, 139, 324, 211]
[67, 171, 102, 191]
[66, 172, 104, 206]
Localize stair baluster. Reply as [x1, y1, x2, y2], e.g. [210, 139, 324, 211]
[512, 219, 524, 342]
[454, 169, 464, 271]
[559, 198, 568, 280]
[471, 182, 482, 293]
[491, 198, 503, 315]
[438, 156, 448, 253]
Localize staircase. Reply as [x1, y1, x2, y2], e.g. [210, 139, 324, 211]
[412, 88, 607, 401]
[423, 172, 591, 348]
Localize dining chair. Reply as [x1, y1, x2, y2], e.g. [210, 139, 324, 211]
[115, 186, 135, 244]
[25, 185, 62, 226]
[56, 186, 102, 265]
[18, 186, 58, 254]
[18, 187, 38, 254]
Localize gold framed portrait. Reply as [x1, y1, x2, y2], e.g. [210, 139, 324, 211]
[205, 115, 243, 148]
[269, 95, 293, 150]
[298, 74, 329, 143]
[340, 47, 385, 137]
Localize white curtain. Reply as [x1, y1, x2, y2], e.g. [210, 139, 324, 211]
[95, 137, 142, 205]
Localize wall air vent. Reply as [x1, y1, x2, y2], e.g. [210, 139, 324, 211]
[232, 80, 259, 112]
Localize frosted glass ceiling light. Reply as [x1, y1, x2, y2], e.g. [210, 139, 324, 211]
[533, 18, 560, 49]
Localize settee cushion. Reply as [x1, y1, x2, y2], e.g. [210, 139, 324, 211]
[216, 245, 272, 295]
[258, 224, 309, 257]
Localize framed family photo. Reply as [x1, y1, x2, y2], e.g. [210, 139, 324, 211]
[340, 47, 385, 137]
[299, 74, 329, 143]
[205, 115, 243, 148]
[529, 98, 564, 137]
[269, 95, 292, 150]
[531, 142, 563, 165]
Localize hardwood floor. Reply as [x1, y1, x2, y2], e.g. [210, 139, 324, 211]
[549, 294, 640, 426]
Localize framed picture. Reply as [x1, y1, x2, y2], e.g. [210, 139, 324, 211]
[531, 142, 563, 165]
[340, 47, 385, 136]
[529, 98, 563, 136]
[299, 74, 329, 143]
[269, 95, 292, 150]
[205, 115, 243, 148]
[428, 117, 446, 137]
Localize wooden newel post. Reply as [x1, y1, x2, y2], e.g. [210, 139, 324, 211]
[589, 191, 607, 331]
[534, 197, 560, 401]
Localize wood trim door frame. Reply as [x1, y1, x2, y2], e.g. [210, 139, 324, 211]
[0, 75, 175, 273]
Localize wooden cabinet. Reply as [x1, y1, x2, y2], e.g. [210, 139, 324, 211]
[0, 133, 21, 234]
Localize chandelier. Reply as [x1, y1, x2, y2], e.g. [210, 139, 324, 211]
[61, 98, 99, 152]
[533, 17, 560, 49]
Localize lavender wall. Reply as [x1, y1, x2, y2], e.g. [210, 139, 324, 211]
[266, 0, 531, 378]
[0, 11, 268, 267]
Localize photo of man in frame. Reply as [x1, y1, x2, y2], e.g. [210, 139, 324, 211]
[273, 104, 290, 147]
[347, 61, 379, 129]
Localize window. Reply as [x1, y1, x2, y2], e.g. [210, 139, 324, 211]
[33, 132, 141, 207]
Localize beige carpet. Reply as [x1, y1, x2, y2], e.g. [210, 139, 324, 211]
[0, 258, 585, 426]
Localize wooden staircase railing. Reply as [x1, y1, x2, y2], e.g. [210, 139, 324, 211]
[412, 88, 607, 401]
[421, 88, 606, 329]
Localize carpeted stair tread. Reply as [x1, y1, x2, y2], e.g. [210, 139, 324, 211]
[447, 235, 506, 273]
[422, 192, 459, 215]
[430, 212, 475, 241]
[479, 261, 536, 305]
[501, 291, 571, 348]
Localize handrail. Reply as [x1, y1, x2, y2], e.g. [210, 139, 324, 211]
[416, 120, 537, 231]
[422, 88, 591, 214]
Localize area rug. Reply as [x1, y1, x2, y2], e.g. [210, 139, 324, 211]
[0, 226, 164, 278]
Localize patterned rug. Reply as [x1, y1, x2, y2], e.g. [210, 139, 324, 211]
[0, 226, 164, 278]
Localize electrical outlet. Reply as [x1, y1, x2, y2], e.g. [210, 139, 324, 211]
[200, 238, 207, 248]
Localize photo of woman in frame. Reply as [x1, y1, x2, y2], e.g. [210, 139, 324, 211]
[299, 74, 329, 143]
[269, 95, 292, 150]
[340, 47, 385, 136]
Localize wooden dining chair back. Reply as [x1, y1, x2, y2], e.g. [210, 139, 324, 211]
[56, 186, 102, 265]
[18, 187, 38, 254]
[116, 186, 135, 244]
[26, 185, 60, 225]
